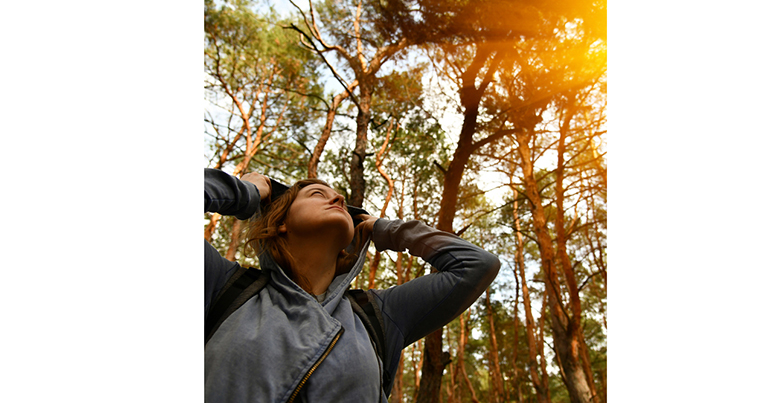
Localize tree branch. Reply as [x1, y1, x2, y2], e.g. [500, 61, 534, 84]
[578, 270, 603, 293]
[284, 24, 362, 111]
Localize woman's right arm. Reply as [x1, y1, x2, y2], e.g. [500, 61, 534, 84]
[203, 168, 270, 314]
[204, 168, 270, 218]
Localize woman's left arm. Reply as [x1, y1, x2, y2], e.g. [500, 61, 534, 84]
[365, 218, 500, 348]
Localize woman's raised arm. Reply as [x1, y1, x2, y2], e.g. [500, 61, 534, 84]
[369, 219, 500, 347]
[203, 168, 270, 314]
[204, 168, 270, 218]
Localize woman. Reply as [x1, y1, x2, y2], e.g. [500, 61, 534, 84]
[204, 168, 500, 403]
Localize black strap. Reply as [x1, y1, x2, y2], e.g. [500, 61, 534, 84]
[347, 289, 391, 397]
[347, 289, 386, 361]
[205, 267, 268, 345]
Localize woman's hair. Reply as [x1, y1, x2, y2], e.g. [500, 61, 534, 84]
[245, 179, 362, 294]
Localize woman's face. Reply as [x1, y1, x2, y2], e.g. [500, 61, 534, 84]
[281, 184, 355, 247]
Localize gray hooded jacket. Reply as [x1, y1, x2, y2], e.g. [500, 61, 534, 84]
[204, 168, 500, 402]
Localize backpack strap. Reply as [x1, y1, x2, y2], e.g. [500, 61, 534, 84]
[346, 289, 387, 362]
[347, 289, 391, 397]
[205, 266, 269, 345]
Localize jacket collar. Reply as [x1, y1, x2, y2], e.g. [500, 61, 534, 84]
[258, 237, 372, 312]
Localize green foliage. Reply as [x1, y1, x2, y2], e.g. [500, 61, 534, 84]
[204, 0, 324, 175]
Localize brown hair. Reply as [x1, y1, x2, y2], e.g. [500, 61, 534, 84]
[245, 179, 362, 294]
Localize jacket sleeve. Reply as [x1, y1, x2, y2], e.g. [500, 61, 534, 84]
[204, 168, 262, 220]
[369, 219, 500, 348]
[203, 168, 261, 315]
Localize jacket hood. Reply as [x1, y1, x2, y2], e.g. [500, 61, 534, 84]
[257, 236, 371, 315]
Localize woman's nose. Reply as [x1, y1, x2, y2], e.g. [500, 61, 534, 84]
[331, 194, 344, 206]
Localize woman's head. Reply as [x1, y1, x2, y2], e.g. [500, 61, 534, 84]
[246, 179, 360, 293]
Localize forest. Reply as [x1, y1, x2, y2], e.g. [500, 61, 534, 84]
[203, 0, 607, 402]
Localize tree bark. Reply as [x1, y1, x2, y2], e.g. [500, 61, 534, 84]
[367, 251, 381, 290]
[446, 346, 456, 403]
[204, 213, 221, 242]
[511, 268, 523, 403]
[597, 364, 607, 403]
[556, 101, 598, 401]
[538, 295, 552, 402]
[413, 338, 423, 399]
[586, 191, 607, 331]
[365, 121, 397, 289]
[392, 351, 405, 403]
[418, 44, 503, 403]
[375, 119, 397, 215]
[348, 78, 371, 207]
[406, 255, 415, 282]
[450, 318, 462, 403]
[515, 124, 594, 403]
[308, 81, 357, 178]
[511, 188, 551, 403]
[457, 311, 479, 403]
[224, 219, 243, 261]
[485, 289, 505, 403]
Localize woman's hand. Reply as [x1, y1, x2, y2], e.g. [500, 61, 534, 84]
[241, 172, 272, 202]
[354, 214, 379, 240]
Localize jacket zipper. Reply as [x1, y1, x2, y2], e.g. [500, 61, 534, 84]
[286, 327, 344, 403]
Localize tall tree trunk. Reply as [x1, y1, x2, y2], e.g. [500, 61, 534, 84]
[538, 295, 552, 402]
[308, 81, 357, 178]
[366, 118, 398, 288]
[556, 102, 598, 401]
[592, 274, 607, 331]
[511, 188, 551, 403]
[597, 364, 607, 403]
[225, 219, 243, 261]
[395, 252, 404, 285]
[446, 349, 455, 403]
[457, 311, 479, 403]
[392, 351, 405, 403]
[368, 251, 381, 290]
[515, 124, 594, 403]
[375, 118, 397, 214]
[204, 213, 221, 242]
[485, 289, 504, 403]
[513, 317, 524, 403]
[511, 269, 523, 403]
[289, 0, 410, 206]
[450, 330, 460, 403]
[416, 332, 451, 403]
[585, 191, 607, 331]
[349, 80, 371, 207]
[417, 45, 503, 403]
[413, 338, 423, 400]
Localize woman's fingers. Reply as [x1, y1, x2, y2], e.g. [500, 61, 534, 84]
[241, 172, 272, 201]
[355, 213, 375, 222]
[354, 214, 378, 238]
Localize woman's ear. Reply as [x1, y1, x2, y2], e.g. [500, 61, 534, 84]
[278, 223, 287, 234]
